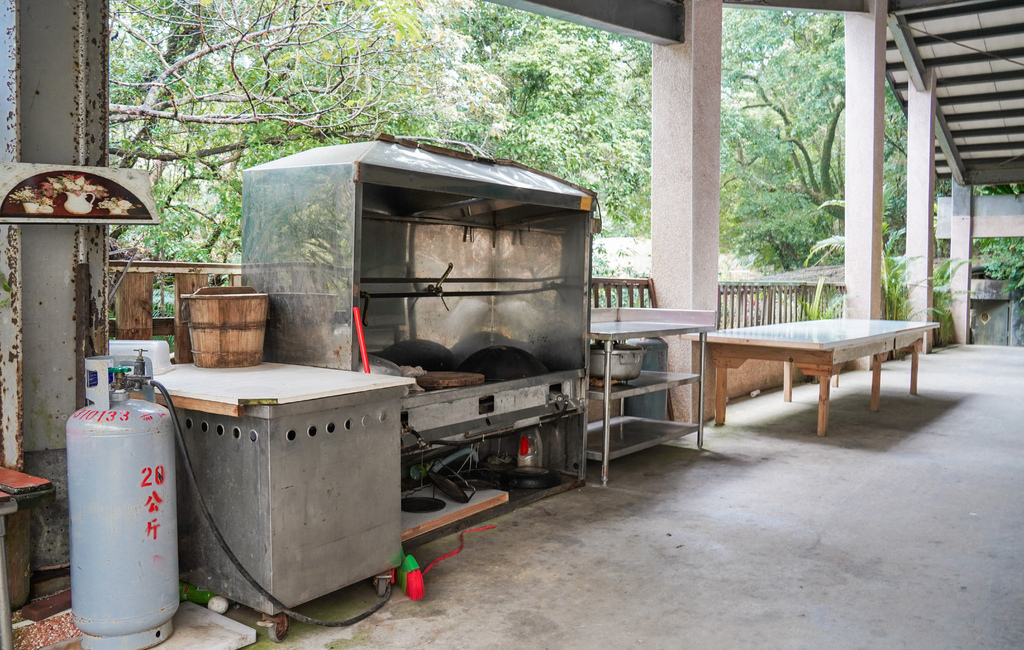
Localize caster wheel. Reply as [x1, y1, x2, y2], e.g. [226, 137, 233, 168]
[261, 612, 290, 643]
[374, 572, 391, 598]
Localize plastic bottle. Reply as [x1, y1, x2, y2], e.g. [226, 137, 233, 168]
[179, 581, 217, 606]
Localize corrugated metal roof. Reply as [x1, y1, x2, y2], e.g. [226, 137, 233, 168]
[887, 1, 1024, 186]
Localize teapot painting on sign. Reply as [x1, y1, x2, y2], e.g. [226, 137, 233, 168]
[0, 163, 159, 225]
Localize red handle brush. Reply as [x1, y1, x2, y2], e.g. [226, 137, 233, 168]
[353, 306, 370, 374]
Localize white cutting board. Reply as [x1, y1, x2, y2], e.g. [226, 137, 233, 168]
[154, 363, 413, 405]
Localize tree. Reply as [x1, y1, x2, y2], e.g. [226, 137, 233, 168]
[719, 9, 847, 271]
[406, 4, 654, 237]
[109, 0, 472, 262]
[109, 0, 654, 259]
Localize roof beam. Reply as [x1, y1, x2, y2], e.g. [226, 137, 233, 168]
[927, 46, 1024, 69]
[887, 14, 927, 91]
[937, 69, 1024, 87]
[935, 110, 967, 185]
[957, 154, 1024, 165]
[951, 125, 1024, 139]
[723, 0, 866, 11]
[939, 89, 1024, 106]
[946, 107, 1024, 123]
[890, 69, 1024, 91]
[964, 166, 1024, 185]
[937, 140, 1024, 153]
[885, 12, 969, 186]
[892, 0, 1021, 19]
[887, 23, 1024, 50]
[484, 0, 685, 44]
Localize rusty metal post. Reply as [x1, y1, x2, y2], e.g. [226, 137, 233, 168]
[16, 0, 110, 573]
[0, 0, 22, 470]
[0, 0, 27, 614]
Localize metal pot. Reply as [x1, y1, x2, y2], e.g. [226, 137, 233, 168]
[590, 344, 645, 380]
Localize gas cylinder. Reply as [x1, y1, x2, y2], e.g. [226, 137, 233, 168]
[67, 377, 178, 650]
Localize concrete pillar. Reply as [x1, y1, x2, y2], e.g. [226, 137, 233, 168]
[16, 0, 109, 570]
[651, 0, 722, 421]
[844, 0, 887, 322]
[906, 69, 936, 352]
[950, 180, 973, 344]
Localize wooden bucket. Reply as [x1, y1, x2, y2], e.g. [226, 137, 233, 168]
[183, 286, 269, 368]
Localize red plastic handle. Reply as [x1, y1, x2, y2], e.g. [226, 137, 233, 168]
[353, 307, 370, 374]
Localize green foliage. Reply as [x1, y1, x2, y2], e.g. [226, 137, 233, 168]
[929, 257, 967, 347]
[881, 227, 910, 320]
[719, 10, 909, 273]
[414, 4, 653, 237]
[805, 222, 912, 320]
[109, 0, 471, 262]
[0, 276, 10, 309]
[719, 10, 846, 271]
[798, 277, 845, 320]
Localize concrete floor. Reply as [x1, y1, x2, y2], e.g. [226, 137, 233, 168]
[248, 344, 1024, 649]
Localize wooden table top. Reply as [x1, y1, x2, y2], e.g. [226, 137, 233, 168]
[701, 319, 938, 351]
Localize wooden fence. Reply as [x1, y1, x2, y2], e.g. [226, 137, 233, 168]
[109, 260, 241, 364]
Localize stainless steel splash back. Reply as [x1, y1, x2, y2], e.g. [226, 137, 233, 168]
[241, 163, 358, 369]
[359, 211, 590, 371]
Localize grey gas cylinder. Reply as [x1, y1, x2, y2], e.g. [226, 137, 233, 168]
[66, 390, 178, 650]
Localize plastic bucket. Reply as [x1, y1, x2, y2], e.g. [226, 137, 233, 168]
[183, 286, 268, 368]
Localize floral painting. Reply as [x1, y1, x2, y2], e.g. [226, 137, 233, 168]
[1, 171, 148, 218]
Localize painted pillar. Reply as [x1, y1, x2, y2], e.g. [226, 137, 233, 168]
[0, 0, 21, 472]
[906, 68, 936, 352]
[950, 179, 973, 344]
[844, 0, 886, 323]
[17, 0, 109, 570]
[651, 0, 722, 421]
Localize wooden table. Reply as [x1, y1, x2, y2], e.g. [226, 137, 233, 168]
[704, 319, 938, 436]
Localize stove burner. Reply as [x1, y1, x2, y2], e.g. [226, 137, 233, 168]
[401, 497, 446, 513]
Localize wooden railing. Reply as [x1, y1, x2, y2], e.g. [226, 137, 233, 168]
[718, 281, 846, 330]
[109, 261, 241, 364]
[592, 277, 846, 330]
[591, 277, 657, 308]
[111, 270, 846, 360]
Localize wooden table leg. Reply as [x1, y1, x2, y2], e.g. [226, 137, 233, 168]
[870, 353, 884, 412]
[715, 365, 727, 425]
[817, 375, 830, 436]
[783, 362, 793, 402]
[910, 338, 922, 395]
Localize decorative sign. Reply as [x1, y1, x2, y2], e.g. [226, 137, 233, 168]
[0, 163, 160, 224]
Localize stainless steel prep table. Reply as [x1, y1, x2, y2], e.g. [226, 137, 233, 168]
[589, 308, 717, 486]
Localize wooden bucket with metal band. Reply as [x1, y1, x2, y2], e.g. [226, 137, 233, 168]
[183, 286, 268, 367]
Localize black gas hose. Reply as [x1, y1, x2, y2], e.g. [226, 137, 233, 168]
[149, 379, 392, 628]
